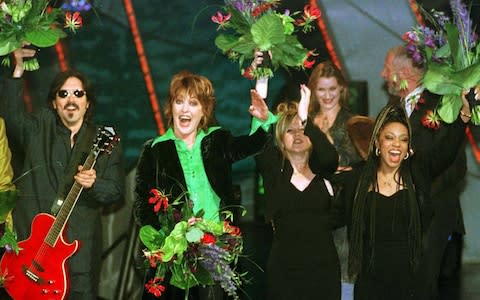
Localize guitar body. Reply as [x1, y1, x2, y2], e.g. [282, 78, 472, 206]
[0, 213, 79, 300]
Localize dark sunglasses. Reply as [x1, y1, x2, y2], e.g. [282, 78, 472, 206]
[57, 89, 86, 98]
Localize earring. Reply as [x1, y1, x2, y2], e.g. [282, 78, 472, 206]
[375, 147, 380, 156]
[404, 149, 413, 160]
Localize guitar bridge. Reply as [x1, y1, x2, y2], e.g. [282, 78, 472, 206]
[22, 265, 45, 284]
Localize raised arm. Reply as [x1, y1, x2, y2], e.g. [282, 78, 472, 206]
[298, 84, 339, 177]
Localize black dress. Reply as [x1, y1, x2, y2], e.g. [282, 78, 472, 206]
[266, 176, 341, 300]
[255, 120, 340, 300]
[355, 190, 418, 300]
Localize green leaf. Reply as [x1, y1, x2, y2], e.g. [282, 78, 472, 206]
[225, 6, 252, 34]
[25, 28, 65, 48]
[193, 265, 214, 286]
[0, 36, 22, 56]
[471, 105, 480, 125]
[273, 36, 308, 68]
[437, 94, 463, 123]
[139, 225, 163, 251]
[215, 34, 239, 53]
[0, 190, 16, 222]
[434, 44, 451, 59]
[170, 263, 197, 289]
[251, 14, 285, 51]
[230, 34, 256, 56]
[445, 23, 463, 69]
[424, 62, 480, 95]
[0, 227, 19, 254]
[185, 227, 203, 243]
[423, 63, 463, 95]
[160, 221, 188, 262]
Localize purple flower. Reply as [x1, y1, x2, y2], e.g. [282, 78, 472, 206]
[449, 0, 476, 49]
[405, 43, 418, 54]
[61, 0, 92, 12]
[424, 37, 435, 48]
[403, 31, 419, 43]
[412, 50, 424, 65]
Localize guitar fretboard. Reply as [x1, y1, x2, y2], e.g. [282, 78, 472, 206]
[45, 153, 97, 246]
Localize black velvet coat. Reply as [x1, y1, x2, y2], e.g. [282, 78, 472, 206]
[134, 127, 269, 228]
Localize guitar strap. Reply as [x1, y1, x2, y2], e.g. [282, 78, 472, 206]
[50, 123, 97, 215]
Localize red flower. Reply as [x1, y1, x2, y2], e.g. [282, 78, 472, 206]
[303, 50, 317, 69]
[148, 251, 163, 268]
[211, 11, 231, 29]
[145, 277, 166, 297]
[223, 221, 241, 236]
[200, 233, 216, 245]
[64, 11, 83, 32]
[296, 4, 321, 33]
[148, 189, 169, 213]
[303, 4, 321, 20]
[421, 110, 441, 129]
[252, 3, 273, 17]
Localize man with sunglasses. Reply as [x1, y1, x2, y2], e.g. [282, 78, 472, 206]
[0, 47, 125, 299]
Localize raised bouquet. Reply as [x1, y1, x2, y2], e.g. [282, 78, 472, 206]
[212, 0, 320, 80]
[138, 188, 245, 299]
[402, 0, 480, 124]
[0, 0, 86, 71]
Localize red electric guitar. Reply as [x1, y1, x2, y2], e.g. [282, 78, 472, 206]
[0, 126, 119, 300]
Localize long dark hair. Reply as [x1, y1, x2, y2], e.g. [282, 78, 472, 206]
[47, 70, 96, 121]
[348, 103, 422, 279]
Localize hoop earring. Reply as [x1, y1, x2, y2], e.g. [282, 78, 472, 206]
[404, 149, 413, 160]
[375, 147, 380, 157]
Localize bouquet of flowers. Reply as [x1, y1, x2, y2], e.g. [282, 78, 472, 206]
[212, 0, 320, 80]
[0, 0, 86, 71]
[402, 0, 480, 124]
[139, 188, 245, 299]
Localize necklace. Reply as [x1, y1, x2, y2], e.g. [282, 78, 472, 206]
[378, 174, 396, 188]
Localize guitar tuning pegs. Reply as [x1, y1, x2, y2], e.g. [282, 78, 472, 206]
[42, 289, 49, 294]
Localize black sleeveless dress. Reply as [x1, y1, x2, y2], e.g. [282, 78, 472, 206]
[355, 190, 420, 300]
[266, 176, 340, 300]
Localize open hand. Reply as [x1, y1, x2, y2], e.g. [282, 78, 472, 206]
[249, 89, 269, 121]
[298, 84, 311, 122]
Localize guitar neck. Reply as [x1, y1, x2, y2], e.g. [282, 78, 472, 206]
[45, 153, 98, 246]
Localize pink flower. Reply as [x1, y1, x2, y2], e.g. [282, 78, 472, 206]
[211, 11, 231, 29]
[64, 11, 83, 32]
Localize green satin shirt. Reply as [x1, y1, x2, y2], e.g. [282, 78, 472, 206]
[152, 113, 276, 220]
